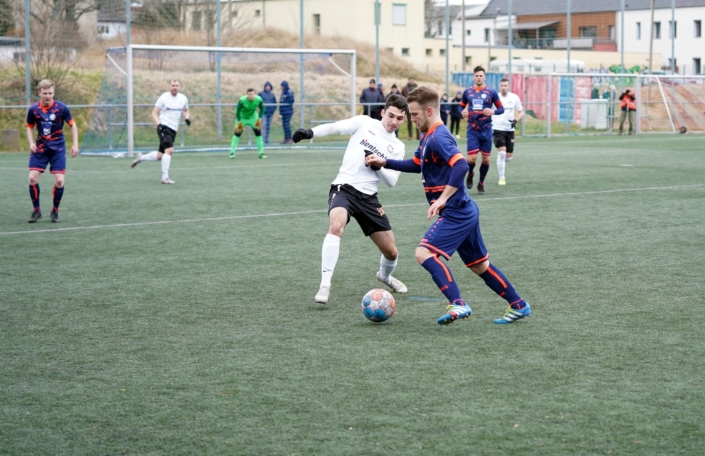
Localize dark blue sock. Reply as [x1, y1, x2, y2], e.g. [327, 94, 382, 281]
[478, 264, 526, 309]
[29, 184, 40, 210]
[53, 186, 64, 210]
[479, 163, 490, 184]
[468, 162, 475, 179]
[421, 256, 464, 305]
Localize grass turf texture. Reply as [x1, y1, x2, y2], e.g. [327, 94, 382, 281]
[1, 135, 704, 455]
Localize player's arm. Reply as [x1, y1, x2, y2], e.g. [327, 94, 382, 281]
[26, 125, 36, 153]
[375, 145, 405, 187]
[427, 153, 468, 219]
[485, 93, 504, 116]
[367, 154, 421, 174]
[183, 107, 190, 126]
[460, 91, 469, 119]
[293, 116, 363, 142]
[151, 106, 161, 126]
[69, 119, 79, 157]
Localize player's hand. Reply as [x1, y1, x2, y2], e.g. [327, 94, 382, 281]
[235, 122, 243, 134]
[427, 199, 446, 220]
[365, 151, 385, 171]
[482, 108, 494, 117]
[255, 119, 262, 129]
[461, 110, 469, 119]
[510, 119, 518, 129]
[70, 145, 79, 158]
[185, 118, 191, 126]
[292, 128, 313, 143]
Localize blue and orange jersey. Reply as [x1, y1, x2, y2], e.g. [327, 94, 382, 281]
[414, 121, 472, 209]
[460, 85, 503, 131]
[26, 100, 74, 153]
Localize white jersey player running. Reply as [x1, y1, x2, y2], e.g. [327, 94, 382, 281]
[292, 94, 409, 304]
[491, 78, 524, 185]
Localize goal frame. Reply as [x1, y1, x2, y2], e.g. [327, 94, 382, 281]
[125, 44, 357, 156]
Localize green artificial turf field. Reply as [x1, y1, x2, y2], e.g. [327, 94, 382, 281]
[1, 135, 704, 455]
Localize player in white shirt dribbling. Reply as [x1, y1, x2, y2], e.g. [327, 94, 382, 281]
[131, 79, 190, 184]
[491, 78, 524, 185]
[292, 95, 409, 304]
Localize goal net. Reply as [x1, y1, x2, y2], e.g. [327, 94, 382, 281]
[81, 45, 356, 155]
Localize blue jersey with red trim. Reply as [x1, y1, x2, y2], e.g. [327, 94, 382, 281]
[415, 122, 473, 209]
[460, 86, 503, 131]
[26, 101, 74, 154]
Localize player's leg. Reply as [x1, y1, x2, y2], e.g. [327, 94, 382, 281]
[505, 131, 515, 161]
[494, 131, 507, 185]
[316, 186, 352, 304]
[369, 230, 407, 293]
[466, 132, 480, 189]
[48, 153, 67, 222]
[245, 117, 266, 159]
[477, 132, 492, 194]
[132, 125, 166, 167]
[27, 167, 43, 222]
[230, 121, 243, 158]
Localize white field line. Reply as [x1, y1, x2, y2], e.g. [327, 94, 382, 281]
[1, 184, 702, 237]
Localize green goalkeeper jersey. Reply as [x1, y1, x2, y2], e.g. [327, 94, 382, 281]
[236, 95, 264, 121]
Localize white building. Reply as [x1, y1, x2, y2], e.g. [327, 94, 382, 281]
[619, 0, 705, 74]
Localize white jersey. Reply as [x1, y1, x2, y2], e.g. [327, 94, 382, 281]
[492, 92, 523, 131]
[312, 116, 405, 195]
[155, 92, 189, 131]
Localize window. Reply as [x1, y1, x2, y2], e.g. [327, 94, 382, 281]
[669, 20, 677, 38]
[484, 28, 490, 42]
[579, 26, 597, 38]
[668, 58, 677, 70]
[426, 48, 433, 56]
[695, 20, 702, 38]
[401, 48, 410, 56]
[205, 11, 215, 31]
[694, 58, 701, 74]
[438, 20, 443, 35]
[654, 22, 661, 39]
[636, 22, 641, 40]
[313, 14, 321, 34]
[439, 49, 445, 56]
[465, 56, 472, 65]
[192, 11, 202, 31]
[254, 9, 261, 17]
[392, 4, 406, 26]
[609, 25, 615, 41]
[466, 29, 471, 36]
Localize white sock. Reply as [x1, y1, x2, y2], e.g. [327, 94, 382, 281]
[506, 156, 513, 162]
[379, 255, 397, 280]
[161, 154, 171, 180]
[320, 234, 341, 287]
[141, 151, 158, 161]
[497, 150, 506, 179]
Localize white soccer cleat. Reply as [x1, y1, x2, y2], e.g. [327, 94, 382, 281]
[315, 285, 330, 304]
[376, 271, 408, 293]
[161, 178, 176, 184]
[130, 152, 142, 168]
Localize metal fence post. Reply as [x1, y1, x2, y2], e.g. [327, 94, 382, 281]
[547, 74, 552, 137]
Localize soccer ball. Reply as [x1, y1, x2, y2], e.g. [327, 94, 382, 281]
[361, 288, 396, 322]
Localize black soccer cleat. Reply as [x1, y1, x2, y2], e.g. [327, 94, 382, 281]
[477, 182, 485, 195]
[28, 209, 42, 223]
[50, 209, 59, 223]
[466, 173, 473, 189]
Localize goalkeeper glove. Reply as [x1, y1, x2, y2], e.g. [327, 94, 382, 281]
[255, 119, 262, 129]
[235, 121, 243, 133]
[292, 128, 314, 143]
[510, 119, 518, 129]
[185, 118, 191, 126]
[364, 150, 380, 171]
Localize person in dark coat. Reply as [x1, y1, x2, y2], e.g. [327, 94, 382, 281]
[360, 78, 383, 119]
[279, 80, 295, 143]
[449, 90, 463, 138]
[440, 93, 450, 126]
[258, 81, 277, 143]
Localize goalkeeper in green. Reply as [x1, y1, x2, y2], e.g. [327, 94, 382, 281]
[230, 88, 267, 159]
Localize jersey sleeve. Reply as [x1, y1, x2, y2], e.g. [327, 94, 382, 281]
[257, 99, 264, 119]
[62, 104, 74, 126]
[155, 94, 165, 109]
[312, 116, 364, 137]
[459, 90, 468, 108]
[513, 94, 523, 112]
[235, 100, 243, 121]
[182, 95, 189, 110]
[26, 108, 35, 127]
[435, 133, 461, 164]
[491, 91, 504, 115]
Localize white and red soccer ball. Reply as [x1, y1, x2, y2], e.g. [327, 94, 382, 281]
[361, 288, 396, 322]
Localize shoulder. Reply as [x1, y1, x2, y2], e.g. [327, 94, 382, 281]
[255, 95, 263, 102]
[178, 93, 188, 102]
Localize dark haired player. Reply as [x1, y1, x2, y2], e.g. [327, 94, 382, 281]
[366, 86, 530, 325]
[292, 94, 409, 305]
[460, 66, 504, 195]
[26, 79, 79, 223]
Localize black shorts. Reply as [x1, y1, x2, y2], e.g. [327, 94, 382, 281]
[157, 125, 177, 153]
[492, 130, 515, 153]
[328, 184, 392, 236]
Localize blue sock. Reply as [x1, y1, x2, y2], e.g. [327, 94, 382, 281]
[421, 256, 465, 305]
[468, 162, 475, 179]
[29, 184, 40, 210]
[53, 186, 64, 210]
[479, 163, 489, 184]
[478, 264, 526, 309]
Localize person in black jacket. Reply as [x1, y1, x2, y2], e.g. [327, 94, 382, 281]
[258, 81, 277, 143]
[449, 90, 463, 138]
[360, 79, 383, 119]
[440, 93, 450, 126]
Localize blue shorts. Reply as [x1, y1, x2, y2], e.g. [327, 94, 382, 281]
[29, 149, 66, 174]
[418, 200, 489, 267]
[466, 128, 493, 155]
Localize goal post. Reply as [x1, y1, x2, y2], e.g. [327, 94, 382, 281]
[82, 44, 357, 155]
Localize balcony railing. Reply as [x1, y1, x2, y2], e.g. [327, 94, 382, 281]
[494, 36, 615, 50]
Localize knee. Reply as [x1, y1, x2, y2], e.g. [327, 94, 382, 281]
[254, 129, 262, 137]
[54, 175, 65, 188]
[328, 221, 345, 237]
[28, 174, 39, 185]
[414, 247, 433, 265]
[233, 131, 242, 137]
[382, 247, 398, 261]
[469, 260, 489, 275]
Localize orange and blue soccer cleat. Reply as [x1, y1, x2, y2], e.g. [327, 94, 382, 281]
[493, 303, 531, 324]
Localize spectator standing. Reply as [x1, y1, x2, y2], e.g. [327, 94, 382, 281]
[450, 90, 463, 139]
[401, 77, 419, 139]
[440, 93, 450, 126]
[279, 80, 295, 144]
[360, 79, 382, 119]
[258, 81, 277, 144]
[618, 89, 636, 135]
